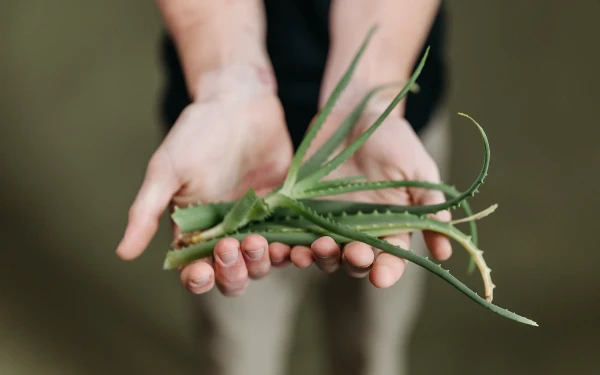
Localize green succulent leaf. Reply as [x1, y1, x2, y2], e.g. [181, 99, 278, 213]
[276, 195, 537, 327]
[297, 82, 403, 180]
[221, 189, 271, 233]
[281, 25, 378, 192]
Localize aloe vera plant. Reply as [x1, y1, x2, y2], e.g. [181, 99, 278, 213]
[163, 26, 538, 327]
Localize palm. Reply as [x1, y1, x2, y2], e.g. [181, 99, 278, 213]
[293, 108, 452, 287]
[160, 94, 293, 207]
[317, 111, 426, 207]
[117, 92, 293, 263]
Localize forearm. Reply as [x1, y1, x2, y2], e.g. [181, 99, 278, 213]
[321, 0, 440, 112]
[156, 0, 275, 100]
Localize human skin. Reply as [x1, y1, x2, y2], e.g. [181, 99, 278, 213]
[116, 0, 449, 295]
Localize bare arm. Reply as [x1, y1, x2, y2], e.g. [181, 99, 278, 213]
[320, 0, 441, 112]
[118, 1, 292, 296]
[155, 0, 276, 100]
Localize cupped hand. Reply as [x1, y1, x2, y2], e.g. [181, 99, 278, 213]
[116, 87, 294, 296]
[287, 103, 452, 288]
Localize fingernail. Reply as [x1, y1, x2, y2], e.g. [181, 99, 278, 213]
[190, 276, 210, 287]
[244, 247, 264, 260]
[218, 248, 239, 265]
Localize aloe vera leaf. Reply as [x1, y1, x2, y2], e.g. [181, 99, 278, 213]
[165, 204, 492, 271]
[173, 185, 481, 259]
[281, 26, 378, 192]
[450, 204, 497, 225]
[298, 179, 481, 271]
[276, 195, 537, 326]
[300, 175, 367, 190]
[165, 207, 488, 270]
[164, 229, 349, 269]
[297, 83, 401, 180]
[172, 202, 234, 233]
[244, 208, 494, 299]
[193, 189, 272, 242]
[166, 207, 494, 301]
[293, 47, 429, 192]
[296, 111, 488, 216]
[170, 198, 379, 234]
[298, 179, 476, 210]
[221, 189, 260, 232]
[313, 192, 480, 250]
[294, 179, 481, 249]
[331, 210, 494, 300]
[171, 184, 479, 239]
[296, 110, 489, 273]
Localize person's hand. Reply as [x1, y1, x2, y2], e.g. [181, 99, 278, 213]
[116, 67, 294, 296]
[286, 99, 452, 288]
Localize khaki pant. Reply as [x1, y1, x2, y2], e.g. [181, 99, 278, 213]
[190, 107, 451, 375]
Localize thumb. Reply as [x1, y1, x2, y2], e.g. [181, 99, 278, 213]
[116, 151, 180, 260]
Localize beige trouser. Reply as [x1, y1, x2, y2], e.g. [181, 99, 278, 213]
[190, 107, 451, 375]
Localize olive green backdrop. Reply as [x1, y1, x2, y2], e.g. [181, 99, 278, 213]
[1, 1, 598, 374]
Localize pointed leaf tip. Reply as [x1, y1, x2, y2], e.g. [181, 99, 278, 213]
[281, 24, 379, 191]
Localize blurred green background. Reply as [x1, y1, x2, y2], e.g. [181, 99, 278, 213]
[1, 1, 598, 374]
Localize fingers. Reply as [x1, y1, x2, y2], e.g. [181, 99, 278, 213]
[117, 151, 180, 261]
[369, 235, 409, 288]
[341, 241, 375, 278]
[414, 187, 453, 261]
[310, 236, 341, 273]
[411, 159, 453, 261]
[178, 235, 266, 296]
[287, 237, 376, 278]
[213, 237, 249, 297]
[269, 242, 292, 267]
[180, 258, 215, 294]
[180, 235, 272, 296]
[180, 231, 416, 296]
[290, 245, 313, 268]
[290, 236, 342, 271]
[284, 234, 410, 289]
[240, 234, 270, 279]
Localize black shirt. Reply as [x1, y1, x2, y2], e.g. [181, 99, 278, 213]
[159, 0, 447, 149]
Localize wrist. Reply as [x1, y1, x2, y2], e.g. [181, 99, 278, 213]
[327, 84, 407, 122]
[320, 0, 440, 110]
[320, 59, 409, 120]
[157, 0, 275, 100]
[178, 20, 275, 101]
[194, 63, 277, 103]
[319, 40, 414, 116]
